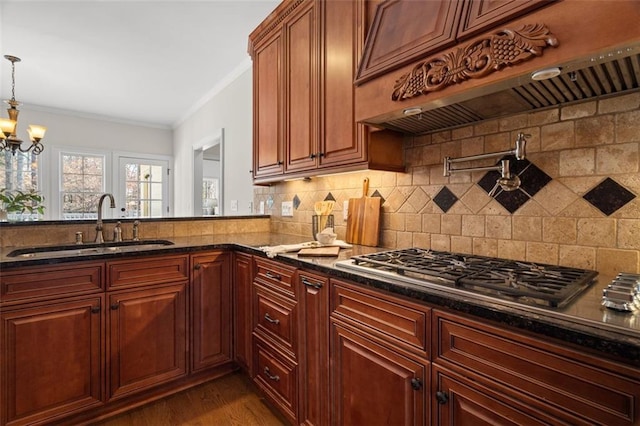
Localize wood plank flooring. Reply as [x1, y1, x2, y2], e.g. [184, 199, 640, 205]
[95, 372, 287, 426]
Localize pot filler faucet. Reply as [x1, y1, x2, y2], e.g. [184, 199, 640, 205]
[443, 132, 529, 196]
[95, 193, 116, 243]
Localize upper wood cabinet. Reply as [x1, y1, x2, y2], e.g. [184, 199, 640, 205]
[355, 0, 555, 85]
[249, 0, 404, 184]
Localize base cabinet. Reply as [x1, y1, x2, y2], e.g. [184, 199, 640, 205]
[0, 296, 104, 426]
[330, 320, 429, 426]
[191, 251, 232, 372]
[108, 283, 187, 400]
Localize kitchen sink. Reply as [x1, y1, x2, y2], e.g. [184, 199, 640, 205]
[7, 239, 175, 259]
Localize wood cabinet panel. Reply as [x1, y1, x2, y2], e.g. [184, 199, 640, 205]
[285, 3, 318, 174]
[254, 283, 298, 360]
[191, 251, 232, 372]
[254, 257, 297, 299]
[331, 320, 429, 426]
[432, 364, 554, 426]
[108, 283, 187, 400]
[433, 309, 640, 425]
[298, 271, 329, 426]
[233, 252, 254, 374]
[355, 0, 463, 84]
[1, 296, 104, 426]
[253, 336, 298, 425]
[0, 261, 104, 305]
[253, 30, 283, 178]
[331, 279, 430, 358]
[457, 0, 556, 40]
[107, 255, 189, 290]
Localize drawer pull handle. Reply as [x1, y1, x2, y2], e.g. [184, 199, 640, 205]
[265, 271, 282, 280]
[110, 303, 120, 310]
[90, 306, 101, 314]
[302, 277, 322, 289]
[264, 313, 280, 325]
[411, 378, 422, 390]
[264, 366, 280, 382]
[436, 390, 449, 404]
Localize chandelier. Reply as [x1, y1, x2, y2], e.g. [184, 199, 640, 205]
[0, 55, 47, 155]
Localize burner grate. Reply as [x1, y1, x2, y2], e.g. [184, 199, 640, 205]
[348, 248, 597, 308]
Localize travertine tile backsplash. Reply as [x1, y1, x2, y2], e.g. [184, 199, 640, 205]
[257, 91, 640, 275]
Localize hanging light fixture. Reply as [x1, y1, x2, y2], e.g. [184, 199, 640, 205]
[0, 55, 46, 155]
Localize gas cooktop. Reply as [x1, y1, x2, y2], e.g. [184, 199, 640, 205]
[335, 248, 598, 308]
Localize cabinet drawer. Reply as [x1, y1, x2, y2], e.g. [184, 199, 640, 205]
[254, 284, 297, 359]
[433, 309, 640, 426]
[1, 262, 104, 305]
[331, 279, 431, 359]
[254, 257, 297, 299]
[253, 336, 297, 425]
[107, 255, 189, 289]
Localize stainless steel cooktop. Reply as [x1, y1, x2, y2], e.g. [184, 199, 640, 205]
[335, 248, 598, 308]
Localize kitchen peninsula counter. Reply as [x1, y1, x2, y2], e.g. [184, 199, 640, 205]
[1, 232, 638, 366]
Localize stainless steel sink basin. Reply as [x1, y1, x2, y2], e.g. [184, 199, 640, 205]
[7, 239, 175, 259]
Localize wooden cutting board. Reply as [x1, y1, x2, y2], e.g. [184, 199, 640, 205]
[297, 246, 341, 257]
[346, 178, 381, 246]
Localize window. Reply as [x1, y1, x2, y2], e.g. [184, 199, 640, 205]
[119, 157, 169, 217]
[60, 153, 105, 219]
[0, 151, 40, 220]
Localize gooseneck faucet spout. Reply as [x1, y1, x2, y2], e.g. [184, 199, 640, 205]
[95, 193, 116, 243]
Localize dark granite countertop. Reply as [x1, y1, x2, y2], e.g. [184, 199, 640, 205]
[2, 232, 639, 366]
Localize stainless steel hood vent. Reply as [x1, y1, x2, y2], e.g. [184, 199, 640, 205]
[371, 52, 640, 136]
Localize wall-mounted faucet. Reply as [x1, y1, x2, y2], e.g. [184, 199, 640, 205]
[95, 193, 115, 243]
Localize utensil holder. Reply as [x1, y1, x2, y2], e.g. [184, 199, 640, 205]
[312, 215, 334, 240]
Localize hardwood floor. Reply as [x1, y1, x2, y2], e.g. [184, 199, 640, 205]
[95, 372, 287, 426]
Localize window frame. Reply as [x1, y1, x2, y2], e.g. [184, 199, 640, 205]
[116, 154, 171, 218]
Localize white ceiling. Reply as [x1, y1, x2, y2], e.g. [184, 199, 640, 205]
[0, 0, 280, 128]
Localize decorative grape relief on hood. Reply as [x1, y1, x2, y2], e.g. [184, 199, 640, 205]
[391, 24, 559, 102]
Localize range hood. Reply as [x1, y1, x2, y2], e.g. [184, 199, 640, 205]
[370, 47, 640, 135]
[356, 1, 640, 136]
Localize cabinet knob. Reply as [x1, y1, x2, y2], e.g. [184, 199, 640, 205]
[110, 303, 120, 310]
[264, 366, 280, 382]
[277, 160, 283, 166]
[411, 378, 423, 391]
[194, 263, 202, 270]
[90, 306, 101, 314]
[264, 313, 280, 325]
[435, 390, 449, 404]
[309, 153, 316, 159]
[318, 152, 325, 157]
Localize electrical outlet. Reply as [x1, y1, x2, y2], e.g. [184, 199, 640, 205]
[282, 201, 293, 217]
[231, 200, 238, 211]
[259, 201, 265, 214]
[343, 200, 349, 221]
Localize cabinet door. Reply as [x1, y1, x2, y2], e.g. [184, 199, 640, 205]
[108, 283, 187, 400]
[1, 296, 104, 426]
[233, 252, 254, 375]
[253, 29, 284, 178]
[319, 0, 367, 168]
[432, 365, 552, 426]
[298, 271, 329, 426]
[331, 320, 429, 426]
[284, 2, 318, 174]
[191, 251, 232, 372]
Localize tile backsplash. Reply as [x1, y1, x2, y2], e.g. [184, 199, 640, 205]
[256, 91, 640, 275]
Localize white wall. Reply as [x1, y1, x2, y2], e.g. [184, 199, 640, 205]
[173, 67, 255, 216]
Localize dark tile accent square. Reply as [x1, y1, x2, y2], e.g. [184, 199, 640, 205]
[519, 163, 552, 197]
[371, 190, 385, 204]
[494, 189, 531, 213]
[324, 192, 336, 201]
[583, 177, 636, 216]
[433, 186, 458, 213]
[293, 195, 301, 209]
[478, 170, 502, 194]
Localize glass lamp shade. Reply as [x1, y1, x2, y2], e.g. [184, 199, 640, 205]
[0, 118, 16, 137]
[27, 125, 46, 141]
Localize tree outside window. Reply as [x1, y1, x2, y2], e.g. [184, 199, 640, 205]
[61, 153, 105, 219]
